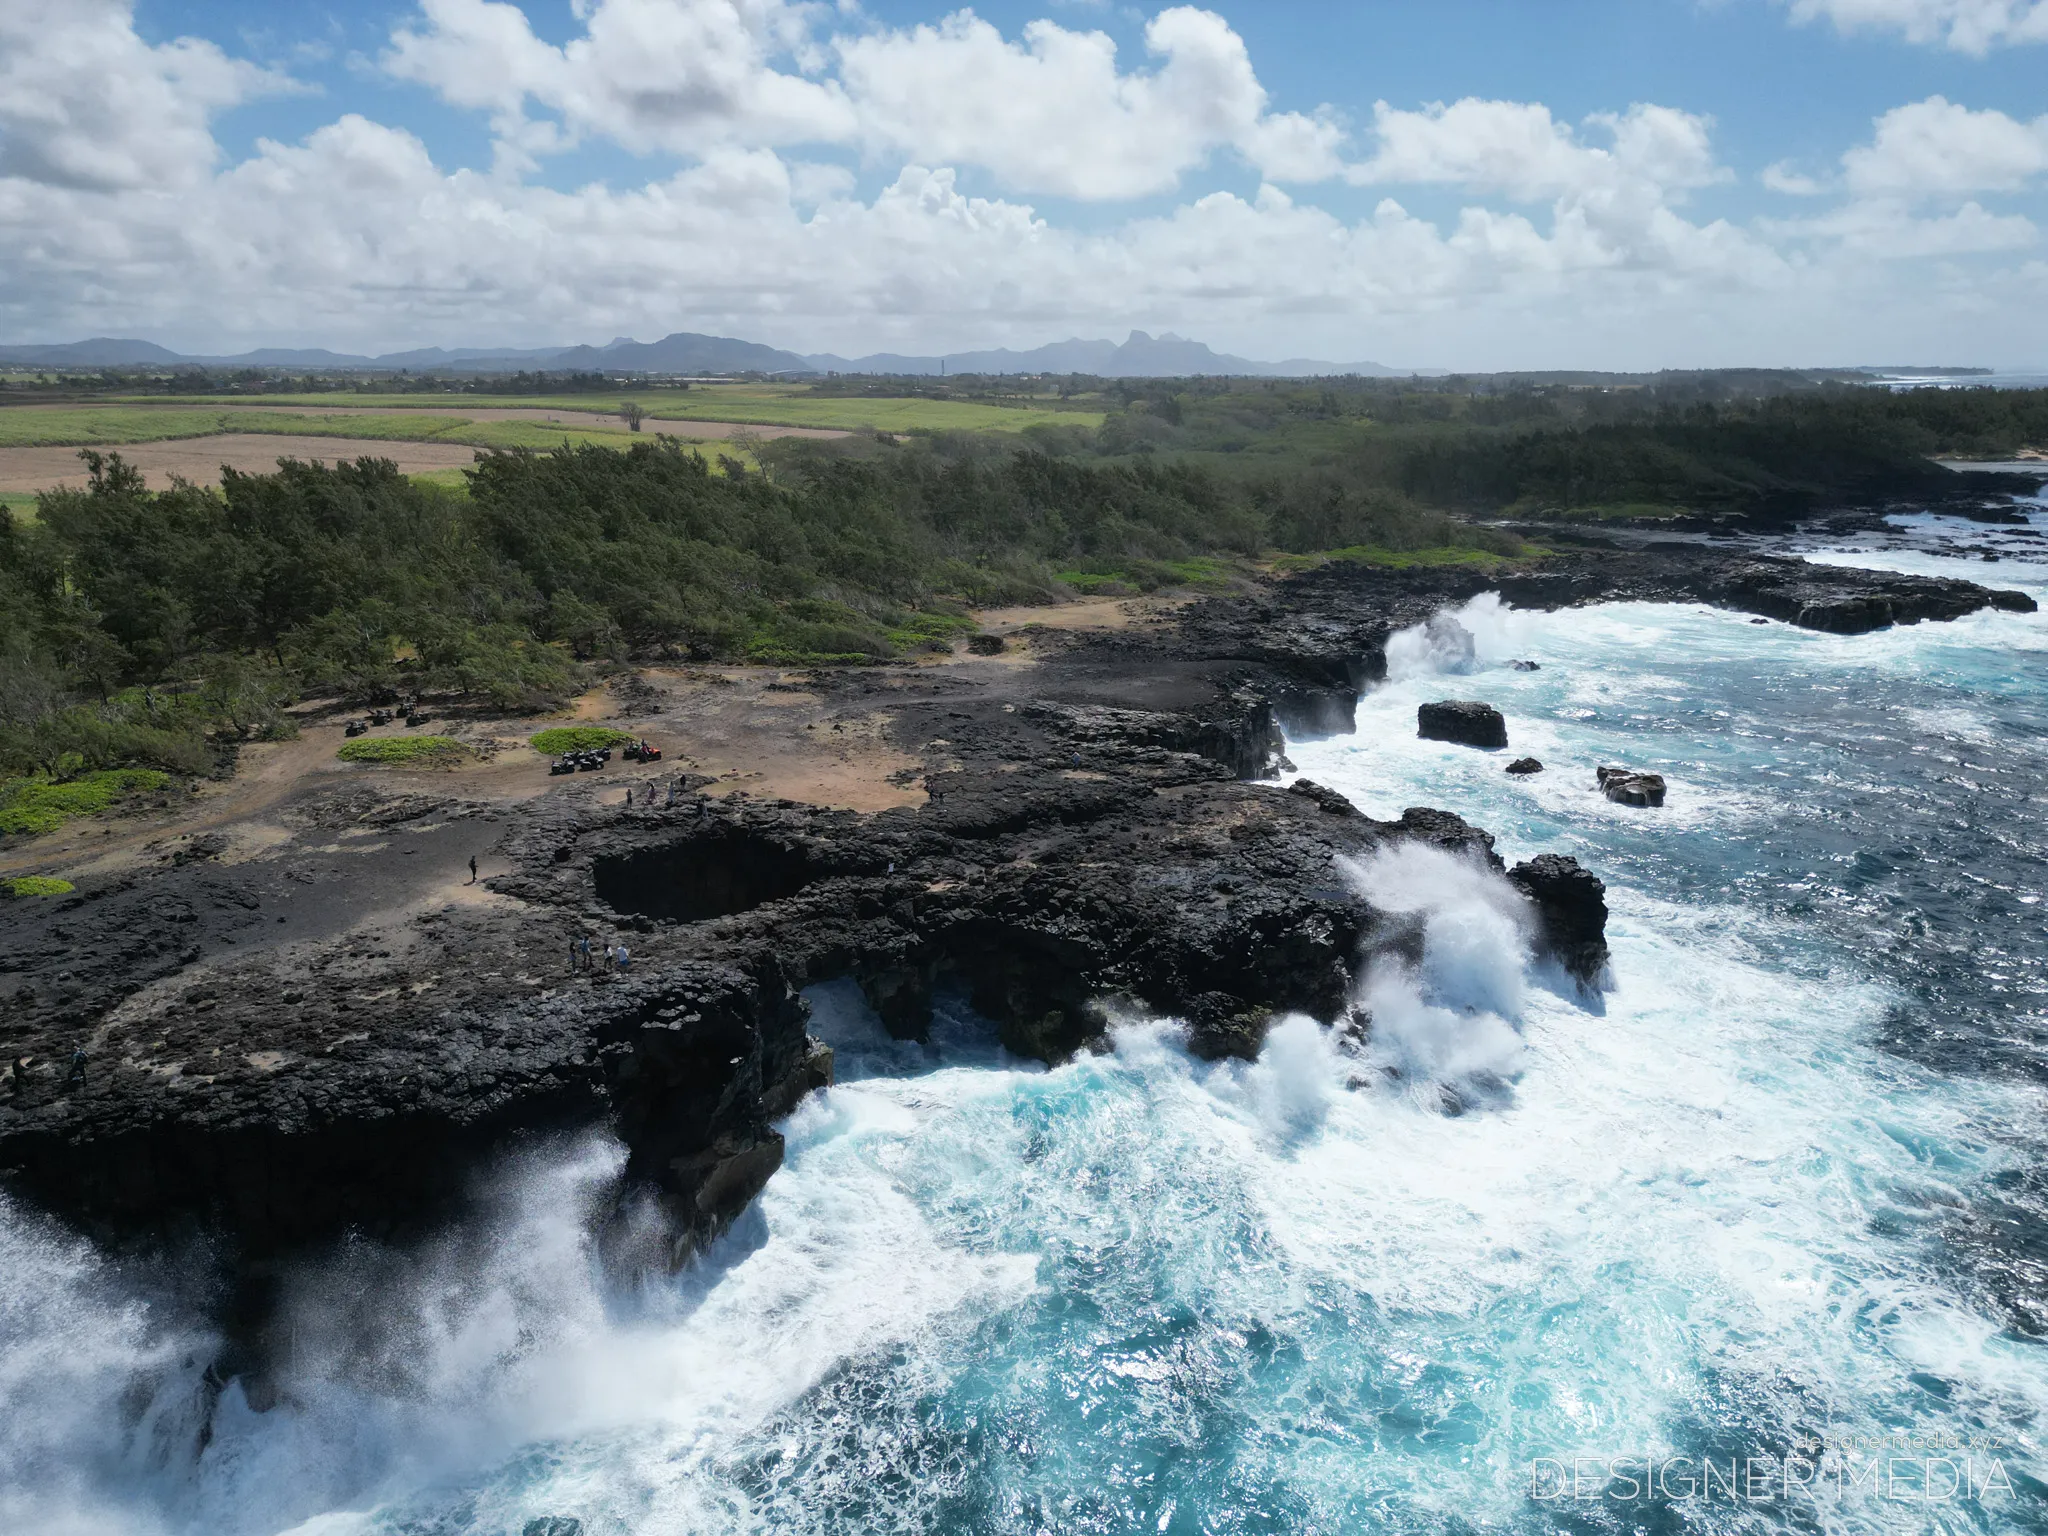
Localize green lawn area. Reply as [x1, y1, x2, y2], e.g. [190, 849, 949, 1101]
[1055, 555, 1243, 594]
[0, 406, 659, 451]
[3, 875, 75, 898]
[91, 385, 1105, 435]
[0, 769, 171, 836]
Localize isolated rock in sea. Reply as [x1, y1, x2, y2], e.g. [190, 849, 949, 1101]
[1510, 660, 1542, 671]
[1418, 701, 1508, 749]
[1597, 766, 1667, 807]
[1507, 854, 1610, 986]
[1505, 757, 1544, 776]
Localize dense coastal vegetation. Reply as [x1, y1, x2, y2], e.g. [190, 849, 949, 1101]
[1, 372, 2042, 803]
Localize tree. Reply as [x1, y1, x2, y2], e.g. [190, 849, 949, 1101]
[620, 401, 646, 432]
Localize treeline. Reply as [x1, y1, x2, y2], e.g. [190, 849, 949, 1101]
[6, 380, 2041, 789]
[1064, 382, 2048, 516]
[0, 439, 1501, 782]
[0, 369, 654, 398]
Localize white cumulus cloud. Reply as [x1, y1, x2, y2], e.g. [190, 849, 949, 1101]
[0, 2, 2044, 368]
[1843, 96, 2048, 195]
[0, 0, 298, 190]
[1348, 99, 1725, 202]
[1782, 0, 2048, 53]
[836, 6, 1345, 198]
[384, 0, 856, 161]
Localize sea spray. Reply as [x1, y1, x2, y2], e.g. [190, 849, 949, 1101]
[5, 555, 2048, 1531]
[1383, 592, 1526, 682]
[1340, 842, 1536, 1102]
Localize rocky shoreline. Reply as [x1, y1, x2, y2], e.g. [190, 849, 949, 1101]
[0, 544, 2034, 1297]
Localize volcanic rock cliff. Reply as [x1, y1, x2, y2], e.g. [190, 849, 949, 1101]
[0, 545, 2024, 1274]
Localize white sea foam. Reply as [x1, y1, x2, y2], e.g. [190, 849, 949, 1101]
[7, 585, 2048, 1533]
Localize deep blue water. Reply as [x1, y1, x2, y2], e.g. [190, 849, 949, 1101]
[3, 509, 2046, 1535]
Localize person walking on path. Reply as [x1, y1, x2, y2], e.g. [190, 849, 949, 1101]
[468, 855, 479, 885]
[568, 935, 579, 973]
[616, 942, 630, 973]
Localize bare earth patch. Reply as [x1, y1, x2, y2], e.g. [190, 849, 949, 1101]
[0, 415, 853, 492]
[0, 435, 486, 492]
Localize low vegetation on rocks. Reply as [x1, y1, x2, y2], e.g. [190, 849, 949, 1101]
[3, 875, 74, 896]
[529, 726, 635, 755]
[0, 768, 171, 836]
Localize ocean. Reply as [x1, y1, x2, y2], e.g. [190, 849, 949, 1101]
[3, 502, 2045, 1534]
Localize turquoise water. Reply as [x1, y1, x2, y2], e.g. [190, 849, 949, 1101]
[4, 515, 2047, 1534]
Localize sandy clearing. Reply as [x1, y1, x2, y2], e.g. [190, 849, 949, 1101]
[0, 435, 489, 492]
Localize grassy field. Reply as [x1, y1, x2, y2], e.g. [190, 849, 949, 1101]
[93, 385, 1105, 435]
[1, 491, 38, 523]
[0, 407, 663, 452]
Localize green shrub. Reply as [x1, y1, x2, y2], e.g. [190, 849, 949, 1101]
[1269, 544, 1533, 573]
[529, 726, 636, 755]
[4, 875, 74, 897]
[0, 769, 172, 836]
[336, 735, 470, 766]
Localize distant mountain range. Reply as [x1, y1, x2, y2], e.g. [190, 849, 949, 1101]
[0, 330, 1414, 379]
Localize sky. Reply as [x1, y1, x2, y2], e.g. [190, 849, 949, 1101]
[2, 0, 2046, 369]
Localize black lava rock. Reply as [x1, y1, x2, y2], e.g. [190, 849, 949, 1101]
[1507, 854, 1609, 986]
[1505, 757, 1544, 776]
[1418, 700, 1508, 749]
[1597, 766, 1667, 807]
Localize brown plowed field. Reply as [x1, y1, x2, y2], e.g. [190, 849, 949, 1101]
[0, 435, 489, 492]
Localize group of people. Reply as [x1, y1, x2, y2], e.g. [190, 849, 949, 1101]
[569, 934, 631, 974]
[621, 778, 689, 809]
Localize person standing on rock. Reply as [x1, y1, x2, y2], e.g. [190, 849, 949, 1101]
[468, 855, 478, 885]
[616, 942, 630, 973]
[568, 935, 579, 973]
